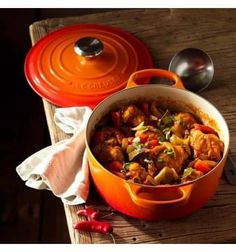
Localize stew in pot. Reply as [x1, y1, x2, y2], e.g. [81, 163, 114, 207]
[91, 100, 224, 186]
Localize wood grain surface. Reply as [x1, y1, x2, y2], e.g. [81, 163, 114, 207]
[29, 9, 236, 244]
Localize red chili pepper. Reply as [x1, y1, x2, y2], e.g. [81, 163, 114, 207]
[107, 161, 123, 172]
[194, 124, 216, 134]
[194, 160, 211, 174]
[111, 111, 122, 128]
[73, 220, 113, 235]
[76, 208, 100, 220]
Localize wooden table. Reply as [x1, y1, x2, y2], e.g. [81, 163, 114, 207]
[29, 9, 236, 243]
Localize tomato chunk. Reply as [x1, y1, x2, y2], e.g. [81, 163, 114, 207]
[194, 160, 211, 174]
[139, 134, 148, 143]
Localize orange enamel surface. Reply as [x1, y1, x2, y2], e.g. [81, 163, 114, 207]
[86, 143, 227, 221]
[126, 68, 185, 89]
[25, 24, 153, 107]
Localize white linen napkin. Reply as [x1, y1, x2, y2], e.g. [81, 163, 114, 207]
[16, 106, 92, 205]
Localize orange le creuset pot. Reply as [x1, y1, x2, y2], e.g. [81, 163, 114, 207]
[85, 68, 229, 221]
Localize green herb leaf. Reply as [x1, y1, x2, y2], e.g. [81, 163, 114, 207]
[124, 162, 130, 168]
[157, 156, 164, 162]
[158, 110, 174, 130]
[163, 128, 171, 141]
[164, 148, 175, 158]
[122, 162, 130, 173]
[134, 143, 142, 151]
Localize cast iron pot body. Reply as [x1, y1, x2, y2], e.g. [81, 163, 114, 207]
[85, 69, 229, 221]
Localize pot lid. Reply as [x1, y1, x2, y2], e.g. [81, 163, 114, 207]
[25, 24, 153, 107]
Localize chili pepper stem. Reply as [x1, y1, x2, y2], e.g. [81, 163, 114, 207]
[109, 233, 116, 244]
[100, 212, 114, 219]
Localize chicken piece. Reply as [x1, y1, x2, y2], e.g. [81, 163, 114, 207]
[171, 112, 197, 138]
[190, 129, 224, 162]
[92, 127, 124, 147]
[93, 144, 124, 166]
[155, 144, 188, 173]
[126, 162, 148, 184]
[121, 105, 146, 127]
[148, 145, 166, 157]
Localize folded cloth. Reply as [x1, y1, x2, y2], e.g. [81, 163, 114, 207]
[16, 106, 92, 205]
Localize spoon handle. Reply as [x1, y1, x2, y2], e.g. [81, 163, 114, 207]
[224, 154, 236, 185]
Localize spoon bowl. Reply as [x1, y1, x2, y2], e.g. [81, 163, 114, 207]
[169, 48, 214, 93]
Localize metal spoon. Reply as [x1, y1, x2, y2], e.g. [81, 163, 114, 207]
[169, 48, 236, 185]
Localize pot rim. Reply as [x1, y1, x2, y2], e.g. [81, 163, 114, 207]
[86, 84, 230, 188]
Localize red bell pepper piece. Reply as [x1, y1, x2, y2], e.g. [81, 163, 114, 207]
[194, 124, 216, 134]
[148, 139, 159, 148]
[194, 160, 211, 174]
[139, 133, 148, 143]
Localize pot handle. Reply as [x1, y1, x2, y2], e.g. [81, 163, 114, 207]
[127, 68, 185, 89]
[126, 183, 194, 208]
